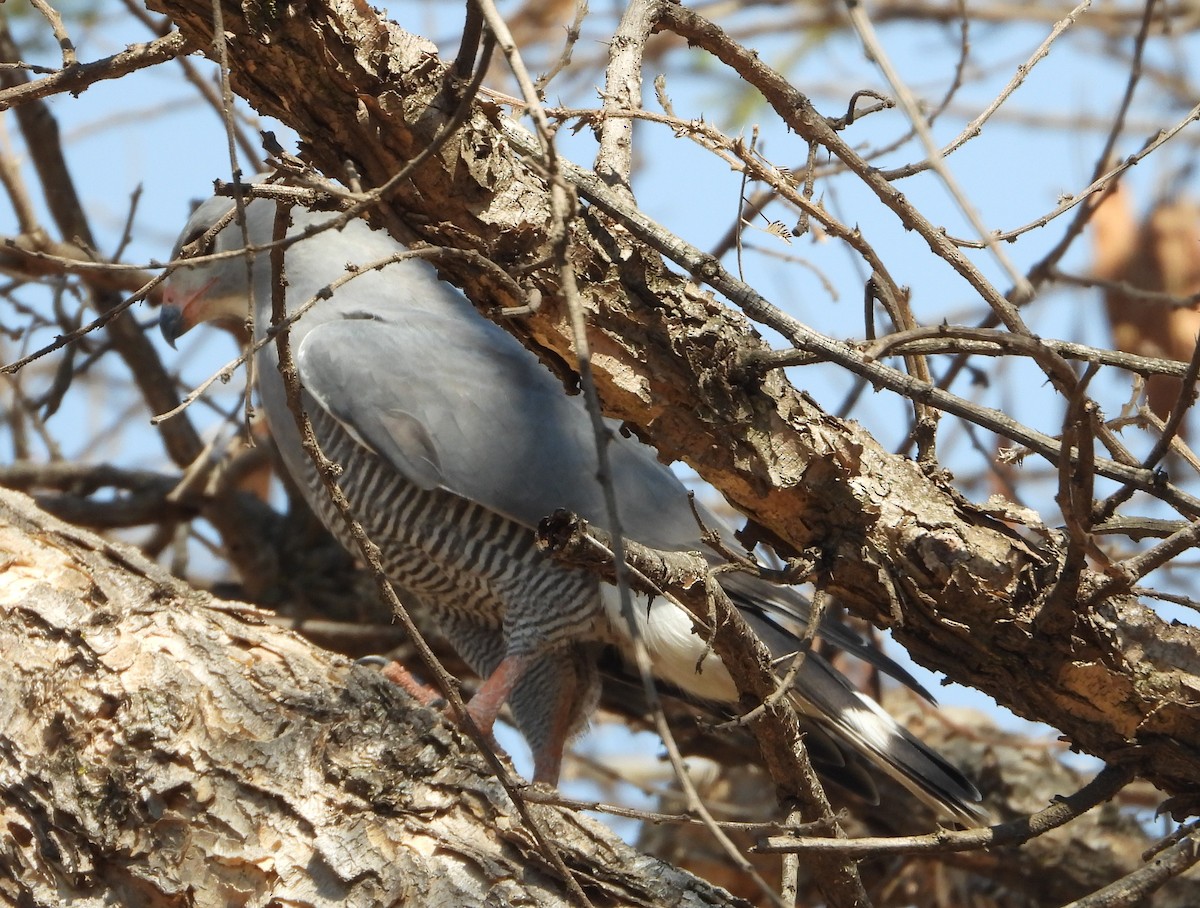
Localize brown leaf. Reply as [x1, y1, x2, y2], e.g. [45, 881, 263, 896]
[1095, 185, 1200, 426]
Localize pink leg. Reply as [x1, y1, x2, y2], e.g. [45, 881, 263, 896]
[474, 652, 583, 785]
[530, 690, 574, 786]
[464, 653, 530, 738]
[467, 654, 572, 786]
[378, 656, 528, 734]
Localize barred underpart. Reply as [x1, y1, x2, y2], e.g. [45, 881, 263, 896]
[300, 404, 609, 745]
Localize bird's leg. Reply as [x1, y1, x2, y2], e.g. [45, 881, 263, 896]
[463, 652, 530, 739]
[531, 744, 563, 786]
[528, 673, 579, 786]
[382, 654, 530, 752]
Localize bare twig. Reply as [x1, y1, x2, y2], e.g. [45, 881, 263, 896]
[1063, 831, 1200, 908]
[533, 0, 588, 95]
[759, 764, 1133, 856]
[844, 0, 1039, 305]
[0, 31, 187, 111]
[27, 0, 77, 68]
[879, 0, 1093, 182]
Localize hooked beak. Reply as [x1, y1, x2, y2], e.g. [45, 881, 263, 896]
[158, 276, 217, 348]
[159, 304, 186, 349]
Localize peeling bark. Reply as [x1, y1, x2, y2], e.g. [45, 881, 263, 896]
[0, 488, 742, 907]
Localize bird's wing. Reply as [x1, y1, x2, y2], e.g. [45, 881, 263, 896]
[294, 306, 707, 550]
[730, 584, 937, 703]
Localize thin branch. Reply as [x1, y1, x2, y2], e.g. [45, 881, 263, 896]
[955, 99, 1200, 249]
[27, 0, 77, 68]
[878, 0, 1093, 182]
[1089, 517, 1200, 605]
[844, 0, 1038, 304]
[1025, 0, 1160, 284]
[759, 764, 1134, 857]
[1047, 363, 1100, 615]
[518, 785, 839, 835]
[0, 31, 188, 111]
[1063, 832, 1200, 908]
[594, 0, 657, 192]
[533, 0, 588, 95]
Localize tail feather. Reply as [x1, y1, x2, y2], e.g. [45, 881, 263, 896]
[791, 653, 986, 824]
[603, 576, 986, 822]
[723, 576, 986, 822]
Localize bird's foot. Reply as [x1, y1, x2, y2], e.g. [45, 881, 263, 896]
[373, 659, 508, 758]
[530, 749, 562, 787]
[379, 660, 447, 708]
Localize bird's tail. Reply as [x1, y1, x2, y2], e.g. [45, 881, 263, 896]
[787, 648, 986, 824]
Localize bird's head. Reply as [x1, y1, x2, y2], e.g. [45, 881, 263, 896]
[160, 194, 261, 347]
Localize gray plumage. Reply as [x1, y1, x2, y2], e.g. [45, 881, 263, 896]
[161, 191, 984, 822]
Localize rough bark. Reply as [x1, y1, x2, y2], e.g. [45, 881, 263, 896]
[141, 0, 1200, 806]
[0, 488, 742, 908]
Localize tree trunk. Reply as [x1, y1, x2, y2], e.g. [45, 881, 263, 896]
[0, 488, 739, 908]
